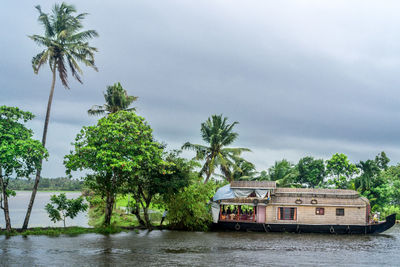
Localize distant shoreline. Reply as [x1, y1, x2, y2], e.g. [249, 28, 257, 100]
[13, 190, 82, 193]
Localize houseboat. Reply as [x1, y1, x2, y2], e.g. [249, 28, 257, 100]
[211, 181, 396, 234]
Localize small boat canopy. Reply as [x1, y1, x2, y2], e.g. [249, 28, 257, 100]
[213, 181, 276, 202]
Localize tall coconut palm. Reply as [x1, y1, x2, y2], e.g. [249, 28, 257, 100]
[88, 82, 138, 116]
[23, 3, 98, 230]
[182, 114, 250, 183]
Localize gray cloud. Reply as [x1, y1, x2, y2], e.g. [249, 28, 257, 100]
[2, 0, 400, 177]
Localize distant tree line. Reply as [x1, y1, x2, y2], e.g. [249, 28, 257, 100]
[8, 177, 83, 191]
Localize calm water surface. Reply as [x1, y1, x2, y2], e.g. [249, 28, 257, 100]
[0, 191, 88, 228]
[1, 225, 399, 266]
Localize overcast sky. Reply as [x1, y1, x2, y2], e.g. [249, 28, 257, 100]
[2, 0, 400, 178]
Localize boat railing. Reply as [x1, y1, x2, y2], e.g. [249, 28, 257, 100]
[219, 213, 257, 223]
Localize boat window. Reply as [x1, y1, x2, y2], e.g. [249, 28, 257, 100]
[315, 208, 324, 215]
[336, 208, 345, 216]
[278, 207, 297, 220]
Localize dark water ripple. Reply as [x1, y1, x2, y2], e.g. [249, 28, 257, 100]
[0, 225, 399, 266]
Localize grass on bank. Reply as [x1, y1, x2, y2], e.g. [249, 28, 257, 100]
[88, 194, 165, 228]
[0, 226, 130, 237]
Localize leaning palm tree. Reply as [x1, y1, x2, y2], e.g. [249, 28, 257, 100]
[88, 82, 138, 116]
[182, 114, 250, 183]
[23, 3, 98, 230]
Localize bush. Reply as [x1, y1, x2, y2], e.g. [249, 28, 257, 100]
[165, 179, 218, 231]
[380, 205, 400, 220]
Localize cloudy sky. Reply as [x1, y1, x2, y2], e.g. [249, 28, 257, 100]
[2, 0, 400, 178]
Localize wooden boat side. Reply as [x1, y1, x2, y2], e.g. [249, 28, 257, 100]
[212, 214, 396, 234]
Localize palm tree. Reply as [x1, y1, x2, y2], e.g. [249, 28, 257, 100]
[355, 160, 380, 193]
[88, 82, 138, 116]
[182, 114, 250, 183]
[268, 159, 298, 187]
[23, 3, 98, 230]
[230, 158, 257, 181]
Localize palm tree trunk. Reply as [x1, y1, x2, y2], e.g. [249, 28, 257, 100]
[22, 65, 57, 230]
[204, 171, 212, 184]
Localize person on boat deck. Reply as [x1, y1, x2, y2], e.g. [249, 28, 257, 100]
[227, 206, 231, 214]
[373, 213, 379, 223]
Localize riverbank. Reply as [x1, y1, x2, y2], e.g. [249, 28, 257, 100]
[0, 226, 128, 236]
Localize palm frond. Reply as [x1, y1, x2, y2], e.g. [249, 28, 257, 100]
[32, 50, 49, 74]
[35, 5, 54, 37]
[31, 2, 98, 85]
[57, 56, 69, 88]
[70, 30, 99, 42]
[87, 105, 106, 116]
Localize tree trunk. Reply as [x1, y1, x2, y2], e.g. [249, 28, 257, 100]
[0, 175, 12, 232]
[104, 192, 115, 226]
[143, 205, 151, 230]
[142, 197, 153, 230]
[204, 170, 212, 184]
[131, 201, 146, 227]
[22, 65, 57, 230]
[202, 156, 213, 184]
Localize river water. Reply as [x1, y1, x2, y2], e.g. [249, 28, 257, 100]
[1, 225, 399, 266]
[0, 192, 399, 266]
[0, 191, 88, 228]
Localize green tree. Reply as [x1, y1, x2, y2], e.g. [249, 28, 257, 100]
[182, 114, 250, 183]
[354, 152, 390, 201]
[88, 82, 138, 116]
[231, 158, 257, 181]
[384, 165, 400, 205]
[64, 111, 163, 226]
[0, 106, 47, 231]
[375, 151, 390, 171]
[25, 2, 98, 230]
[326, 153, 358, 189]
[355, 160, 380, 193]
[128, 150, 192, 229]
[256, 170, 270, 181]
[45, 193, 88, 227]
[268, 159, 298, 187]
[164, 177, 217, 231]
[296, 156, 325, 188]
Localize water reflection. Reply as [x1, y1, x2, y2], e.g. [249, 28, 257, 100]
[0, 226, 399, 266]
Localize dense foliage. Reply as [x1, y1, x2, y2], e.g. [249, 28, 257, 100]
[0, 106, 47, 231]
[65, 111, 165, 226]
[164, 178, 219, 231]
[127, 151, 192, 229]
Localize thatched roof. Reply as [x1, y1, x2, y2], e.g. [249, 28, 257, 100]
[230, 181, 276, 189]
[272, 195, 367, 206]
[274, 188, 359, 198]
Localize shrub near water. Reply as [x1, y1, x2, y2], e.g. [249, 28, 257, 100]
[165, 179, 218, 231]
[45, 193, 88, 227]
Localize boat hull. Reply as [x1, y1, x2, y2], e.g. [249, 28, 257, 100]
[212, 214, 396, 234]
